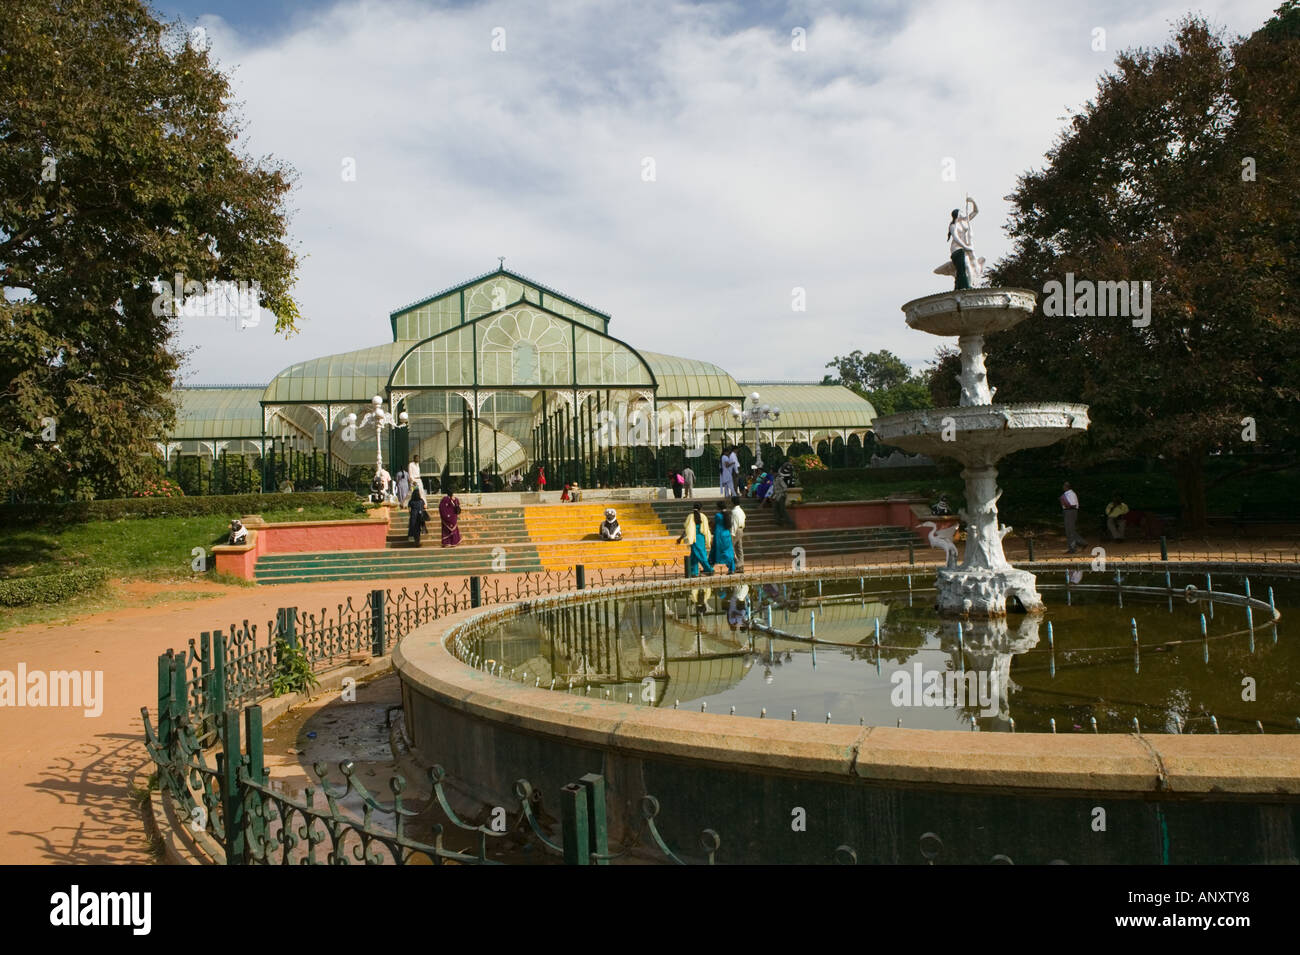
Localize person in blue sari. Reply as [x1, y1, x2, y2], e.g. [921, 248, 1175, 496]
[709, 507, 736, 573]
[676, 503, 713, 577]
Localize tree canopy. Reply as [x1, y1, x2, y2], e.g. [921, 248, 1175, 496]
[0, 0, 301, 501]
[824, 349, 933, 417]
[981, 6, 1300, 530]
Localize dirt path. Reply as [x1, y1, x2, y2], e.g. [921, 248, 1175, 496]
[0, 573, 536, 864]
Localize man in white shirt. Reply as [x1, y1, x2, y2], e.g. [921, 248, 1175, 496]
[729, 496, 746, 570]
[1060, 481, 1085, 554]
[719, 448, 740, 497]
[407, 454, 422, 501]
[682, 465, 695, 499]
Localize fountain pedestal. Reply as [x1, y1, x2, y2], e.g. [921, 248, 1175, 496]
[873, 289, 1089, 616]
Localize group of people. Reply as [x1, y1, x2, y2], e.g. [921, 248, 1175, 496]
[1060, 482, 1132, 553]
[667, 452, 795, 506]
[676, 498, 747, 577]
[405, 481, 463, 548]
[363, 453, 464, 549]
[669, 465, 695, 498]
[371, 454, 426, 505]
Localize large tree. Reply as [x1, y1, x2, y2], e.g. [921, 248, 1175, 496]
[824, 349, 933, 416]
[984, 6, 1300, 531]
[0, 0, 300, 501]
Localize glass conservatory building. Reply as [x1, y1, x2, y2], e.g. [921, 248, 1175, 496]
[158, 267, 878, 492]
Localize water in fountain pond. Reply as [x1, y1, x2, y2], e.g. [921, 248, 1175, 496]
[476, 573, 1300, 734]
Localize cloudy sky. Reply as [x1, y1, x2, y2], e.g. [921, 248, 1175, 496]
[156, 0, 1282, 387]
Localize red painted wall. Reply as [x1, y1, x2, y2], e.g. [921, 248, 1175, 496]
[213, 516, 390, 580]
[790, 499, 926, 531]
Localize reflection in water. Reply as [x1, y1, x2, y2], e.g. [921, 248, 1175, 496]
[471, 571, 1295, 734]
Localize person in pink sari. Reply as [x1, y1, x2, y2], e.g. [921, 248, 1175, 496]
[439, 486, 462, 547]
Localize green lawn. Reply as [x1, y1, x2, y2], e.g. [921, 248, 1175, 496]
[259, 502, 372, 523]
[0, 500, 372, 580]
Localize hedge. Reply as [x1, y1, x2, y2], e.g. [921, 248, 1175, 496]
[0, 492, 362, 527]
[0, 568, 110, 607]
[799, 466, 944, 487]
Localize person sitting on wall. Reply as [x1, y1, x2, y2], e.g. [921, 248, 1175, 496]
[1105, 492, 1130, 541]
[369, 470, 387, 503]
[599, 508, 623, 540]
[768, 461, 795, 522]
[930, 494, 953, 516]
[228, 519, 248, 545]
[561, 482, 572, 502]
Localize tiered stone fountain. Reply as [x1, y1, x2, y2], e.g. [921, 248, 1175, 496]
[872, 288, 1089, 615]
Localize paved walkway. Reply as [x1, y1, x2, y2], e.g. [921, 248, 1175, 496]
[1, 537, 1296, 864]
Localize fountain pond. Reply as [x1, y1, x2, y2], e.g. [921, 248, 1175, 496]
[456, 568, 1296, 734]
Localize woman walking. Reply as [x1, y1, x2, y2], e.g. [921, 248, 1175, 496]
[439, 484, 462, 547]
[407, 484, 430, 545]
[709, 506, 736, 574]
[676, 503, 713, 578]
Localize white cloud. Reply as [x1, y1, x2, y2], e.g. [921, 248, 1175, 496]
[173, 0, 1282, 385]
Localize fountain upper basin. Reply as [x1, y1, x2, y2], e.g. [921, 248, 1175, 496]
[903, 288, 1038, 337]
[872, 402, 1090, 462]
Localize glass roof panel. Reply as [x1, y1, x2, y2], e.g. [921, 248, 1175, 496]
[640, 351, 742, 400]
[734, 383, 877, 430]
[262, 342, 409, 404]
[166, 387, 265, 440]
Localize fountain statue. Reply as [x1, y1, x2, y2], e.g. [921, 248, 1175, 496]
[872, 200, 1090, 615]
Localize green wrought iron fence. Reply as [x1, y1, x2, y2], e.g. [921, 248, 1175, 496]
[143, 563, 734, 865]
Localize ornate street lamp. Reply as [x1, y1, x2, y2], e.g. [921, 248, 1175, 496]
[344, 395, 408, 482]
[732, 391, 781, 470]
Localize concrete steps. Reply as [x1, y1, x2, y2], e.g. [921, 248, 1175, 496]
[253, 543, 546, 584]
[254, 498, 919, 584]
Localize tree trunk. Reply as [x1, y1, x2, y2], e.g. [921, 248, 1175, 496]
[1172, 453, 1208, 535]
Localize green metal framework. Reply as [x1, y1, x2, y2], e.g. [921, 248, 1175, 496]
[160, 267, 877, 492]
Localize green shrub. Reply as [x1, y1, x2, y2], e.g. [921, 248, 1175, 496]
[271, 638, 320, 697]
[0, 492, 361, 527]
[0, 568, 110, 606]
